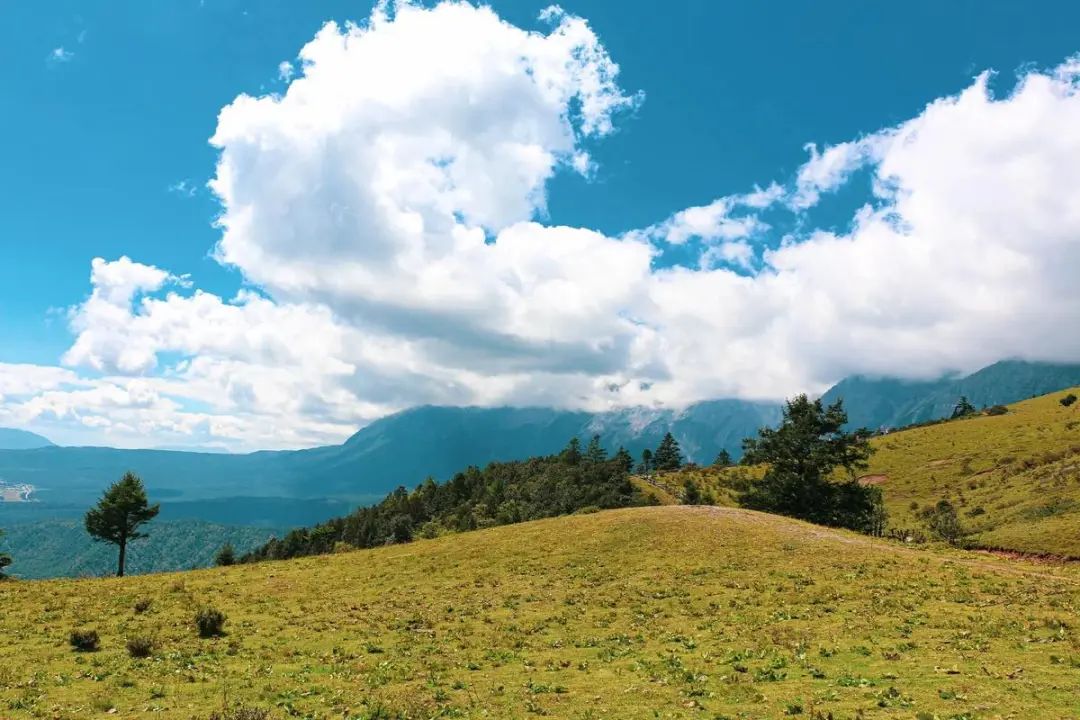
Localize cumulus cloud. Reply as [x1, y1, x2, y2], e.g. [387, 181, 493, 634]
[6, 1, 1080, 451]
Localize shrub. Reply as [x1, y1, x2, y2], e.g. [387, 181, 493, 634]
[986, 405, 1008, 416]
[215, 543, 237, 567]
[133, 598, 152, 614]
[69, 629, 100, 652]
[208, 709, 270, 720]
[126, 636, 154, 658]
[1061, 393, 1078, 408]
[573, 505, 601, 514]
[195, 607, 227, 638]
[922, 500, 965, 545]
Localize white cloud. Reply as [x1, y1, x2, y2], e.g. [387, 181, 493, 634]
[167, 179, 198, 197]
[6, 2, 1080, 452]
[277, 61, 294, 81]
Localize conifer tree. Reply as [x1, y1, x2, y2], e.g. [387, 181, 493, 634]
[713, 449, 733, 467]
[85, 472, 160, 577]
[951, 396, 977, 419]
[562, 437, 583, 465]
[585, 434, 608, 464]
[639, 448, 654, 474]
[653, 432, 683, 471]
[614, 446, 634, 473]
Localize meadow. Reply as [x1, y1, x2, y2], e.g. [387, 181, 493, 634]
[2, 506, 1079, 719]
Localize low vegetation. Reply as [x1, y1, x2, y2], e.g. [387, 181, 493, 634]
[864, 387, 1080, 556]
[241, 440, 643, 563]
[2, 507, 1079, 717]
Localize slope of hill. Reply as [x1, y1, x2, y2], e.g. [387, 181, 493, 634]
[0, 427, 53, 450]
[1, 506, 1078, 718]
[864, 387, 1080, 556]
[0, 519, 280, 579]
[821, 360, 1080, 430]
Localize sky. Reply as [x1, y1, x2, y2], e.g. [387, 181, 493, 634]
[2, 0, 1080, 451]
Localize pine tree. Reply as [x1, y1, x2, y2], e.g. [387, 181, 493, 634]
[84, 472, 160, 577]
[562, 437, 583, 465]
[713, 449, 733, 467]
[585, 434, 608, 464]
[951, 396, 977, 419]
[614, 446, 634, 473]
[653, 432, 683, 472]
[638, 448, 654, 474]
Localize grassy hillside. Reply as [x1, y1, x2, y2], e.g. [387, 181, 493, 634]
[863, 387, 1080, 556]
[2, 506, 1080, 718]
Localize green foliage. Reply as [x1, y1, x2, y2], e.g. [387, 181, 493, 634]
[214, 543, 236, 567]
[950, 396, 977, 419]
[986, 404, 1008, 416]
[585, 434, 607, 463]
[740, 395, 884, 534]
[682, 479, 702, 505]
[69, 629, 100, 652]
[1061, 393, 1078, 407]
[653, 432, 683, 471]
[921, 500, 965, 545]
[638, 448, 653, 474]
[613, 446, 634, 473]
[207, 708, 270, 720]
[195, 607, 227, 638]
[243, 442, 640, 563]
[713, 449, 733, 467]
[126, 635, 154, 658]
[84, 472, 160, 577]
[0, 528, 10, 579]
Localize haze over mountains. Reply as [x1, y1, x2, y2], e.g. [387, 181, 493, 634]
[2, 358, 1080, 577]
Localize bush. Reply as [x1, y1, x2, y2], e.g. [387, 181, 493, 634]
[133, 598, 152, 614]
[126, 636, 154, 658]
[69, 629, 100, 652]
[208, 709, 270, 720]
[1061, 393, 1078, 408]
[922, 500, 965, 545]
[195, 607, 227, 638]
[986, 405, 1008, 416]
[215, 543, 236, 567]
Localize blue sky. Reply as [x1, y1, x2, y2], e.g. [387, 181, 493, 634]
[3, 1, 1080, 449]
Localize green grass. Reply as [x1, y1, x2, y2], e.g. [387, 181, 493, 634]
[863, 387, 1080, 556]
[3, 506, 1080, 718]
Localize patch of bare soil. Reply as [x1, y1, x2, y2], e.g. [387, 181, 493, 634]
[857, 474, 888, 486]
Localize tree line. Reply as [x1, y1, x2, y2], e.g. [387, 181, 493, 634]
[0, 392, 931, 579]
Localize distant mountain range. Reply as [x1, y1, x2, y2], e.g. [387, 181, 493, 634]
[1, 359, 1078, 533]
[0, 428, 54, 450]
[820, 360, 1080, 430]
[3, 358, 1080, 579]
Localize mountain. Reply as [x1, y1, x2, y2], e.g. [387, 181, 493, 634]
[0, 359, 1077, 535]
[0, 428, 53, 450]
[0, 400, 778, 511]
[0, 518, 280, 579]
[2, 506, 1075, 717]
[821, 359, 1080, 430]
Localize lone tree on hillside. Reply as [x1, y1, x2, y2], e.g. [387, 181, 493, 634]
[713, 449, 733, 467]
[215, 543, 237, 567]
[1061, 393, 1078, 408]
[951, 396, 977, 419]
[85, 472, 160, 577]
[653, 432, 683, 472]
[739, 395, 885, 534]
[638, 448, 654, 475]
[0, 529, 11, 579]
